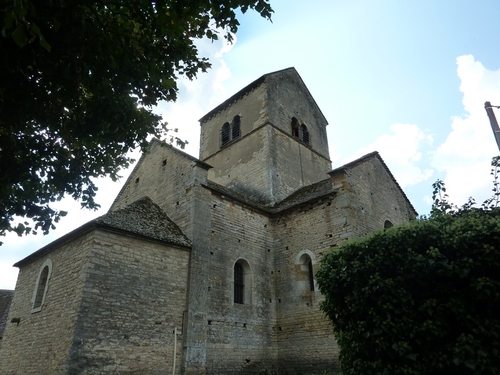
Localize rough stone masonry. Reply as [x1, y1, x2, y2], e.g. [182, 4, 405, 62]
[0, 68, 416, 375]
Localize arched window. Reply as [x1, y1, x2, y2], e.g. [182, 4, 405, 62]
[291, 118, 310, 145]
[32, 259, 53, 312]
[221, 122, 230, 146]
[234, 259, 252, 304]
[232, 115, 241, 140]
[234, 262, 244, 304]
[384, 220, 394, 229]
[296, 251, 315, 292]
[220, 115, 241, 147]
[301, 124, 310, 144]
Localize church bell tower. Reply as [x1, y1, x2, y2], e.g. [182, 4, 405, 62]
[199, 68, 332, 205]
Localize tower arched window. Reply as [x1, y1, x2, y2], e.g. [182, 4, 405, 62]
[32, 259, 53, 312]
[232, 115, 241, 140]
[291, 118, 310, 145]
[234, 259, 252, 304]
[221, 122, 230, 146]
[384, 220, 394, 229]
[220, 115, 241, 147]
[301, 124, 310, 144]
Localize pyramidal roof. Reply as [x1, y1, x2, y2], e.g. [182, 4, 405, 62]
[15, 197, 191, 267]
[94, 197, 191, 247]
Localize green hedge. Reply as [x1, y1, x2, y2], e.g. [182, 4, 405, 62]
[316, 208, 500, 375]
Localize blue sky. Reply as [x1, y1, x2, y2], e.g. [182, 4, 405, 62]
[2, 0, 500, 288]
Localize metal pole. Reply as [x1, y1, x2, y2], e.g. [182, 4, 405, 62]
[485, 101, 500, 152]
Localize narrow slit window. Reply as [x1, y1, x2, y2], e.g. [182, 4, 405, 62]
[291, 118, 310, 145]
[33, 266, 49, 309]
[301, 124, 310, 144]
[234, 262, 244, 304]
[220, 115, 242, 148]
[221, 122, 230, 146]
[307, 260, 314, 291]
[232, 115, 241, 140]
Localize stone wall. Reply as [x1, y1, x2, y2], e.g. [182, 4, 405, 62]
[272, 190, 344, 375]
[109, 140, 217, 374]
[0, 290, 15, 343]
[200, 83, 267, 161]
[339, 156, 417, 238]
[204, 192, 278, 374]
[0, 228, 190, 375]
[68, 229, 190, 375]
[266, 156, 416, 375]
[0, 231, 93, 374]
[268, 127, 332, 202]
[203, 122, 331, 205]
[200, 68, 332, 206]
[111, 140, 209, 236]
[264, 69, 330, 160]
[203, 125, 273, 203]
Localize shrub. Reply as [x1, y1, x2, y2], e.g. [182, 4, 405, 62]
[317, 194, 500, 374]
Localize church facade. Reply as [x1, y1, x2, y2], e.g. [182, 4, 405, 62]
[0, 68, 416, 375]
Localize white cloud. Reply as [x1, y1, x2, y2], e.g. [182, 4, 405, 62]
[431, 55, 500, 206]
[345, 123, 434, 188]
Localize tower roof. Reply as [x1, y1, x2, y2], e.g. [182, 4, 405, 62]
[199, 67, 328, 125]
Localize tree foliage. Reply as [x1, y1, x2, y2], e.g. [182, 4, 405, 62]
[0, 0, 272, 242]
[316, 158, 500, 375]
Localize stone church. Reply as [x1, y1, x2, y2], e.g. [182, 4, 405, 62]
[0, 68, 417, 375]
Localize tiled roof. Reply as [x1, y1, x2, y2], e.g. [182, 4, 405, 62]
[14, 197, 191, 268]
[273, 179, 340, 212]
[95, 197, 191, 248]
[204, 178, 339, 215]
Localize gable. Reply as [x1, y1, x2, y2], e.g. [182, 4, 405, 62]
[199, 68, 327, 125]
[264, 68, 329, 158]
[111, 139, 211, 212]
[329, 151, 417, 217]
[199, 67, 330, 161]
[329, 152, 417, 235]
